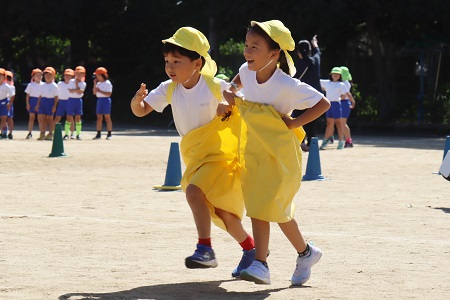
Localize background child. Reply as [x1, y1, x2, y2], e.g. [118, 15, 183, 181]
[0, 68, 15, 139]
[131, 27, 256, 277]
[319, 67, 354, 150]
[55, 69, 74, 140]
[5, 70, 15, 139]
[67, 66, 87, 140]
[92, 67, 113, 140]
[36, 67, 59, 141]
[223, 20, 330, 285]
[340, 66, 356, 147]
[25, 68, 44, 139]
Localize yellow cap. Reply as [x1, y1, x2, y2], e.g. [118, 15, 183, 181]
[162, 27, 217, 77]
[251, 20, 296, 77]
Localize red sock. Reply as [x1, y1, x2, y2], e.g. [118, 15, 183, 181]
[346, 138, 352, 143]
[239, 235, 255, 251]
[198, 238, 212, 247]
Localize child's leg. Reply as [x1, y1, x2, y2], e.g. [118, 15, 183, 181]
[28, 113, 35, 132]
[47, 115, 55, 132]
[278, 218, 322, 286]
[185, 184, 211, 239]
[240, 218, 271, 284]
[65, 115, 73, 137]
[37, 114, 46, 138]
[342, 117, 352, 144]
[324, 118, 335, 140]
[75, 115, 82, 138]
[96, 114, 103, 131]
[184, 184, 217, 269]
[104, 114, 112, 131]
[215, 208, 256, 277]
[1, 116, 7, 136]
[335, 118, 346, 149]
[7, 117, 13, 133]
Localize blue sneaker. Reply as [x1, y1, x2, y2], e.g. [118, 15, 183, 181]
[291, 244, 322, 286]
[240, 260, 271, 284]
[185, 244, 218, 269]
[232, 248, 256, 278]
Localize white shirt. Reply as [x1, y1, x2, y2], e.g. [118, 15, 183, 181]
[239, 63, 323, 114]
[57, 81, 71, 100]
[24, 81, 44, 98]
[95, 80, 113, 97]
[68, 79, 86, 98]
[320, 80, 349, 102]
[40, 82, 59, 98]
[0, 82, 14, 100]
[9, 86, 16, 99]
[145, 76, 229, 137]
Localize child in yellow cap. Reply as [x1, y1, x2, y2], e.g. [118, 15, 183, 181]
[223, 20, 331, 285]
[130, 27, 255, 277]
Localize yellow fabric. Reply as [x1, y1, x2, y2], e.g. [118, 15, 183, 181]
[235, 97, 305, 223]
[180, 106, 243, 230]
[166, 75, 222, 104]
[162, 27, 217, 77]
[250, 20, 296, 77]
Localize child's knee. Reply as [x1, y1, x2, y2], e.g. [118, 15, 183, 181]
[186, 184, 204, 202]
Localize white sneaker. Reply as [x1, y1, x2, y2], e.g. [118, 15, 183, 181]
[240, 260, 271, 284]
[291, 244, 322, 286]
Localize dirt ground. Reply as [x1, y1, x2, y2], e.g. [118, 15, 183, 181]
[1, 126, 449, 300]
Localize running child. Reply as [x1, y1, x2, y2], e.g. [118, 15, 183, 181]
[5, 70, 15, 139]
[223, 20, 330, 285]
[55, 68, 74, 140]
[24, 68, 44, 139]
[67, 66, 87, 140]
[0, 68, 15, 139]
[92, 67, 113, 140]
[319, 67, 354, 150]
[36, 67, 59, 141]
[130, 27, 256, 277]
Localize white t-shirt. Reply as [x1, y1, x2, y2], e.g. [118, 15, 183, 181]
[145, 76, 229, 137]
[341, 80, 351, 100]
[24, 81, 44, 97]
[58, 81, 71, 100]
[0, 82, 14, 100]
[238, 63, 323, 114]
[95, 80, 113, 97]
[40, 82, 59, 98]
[320, 80, 349, 102]
[9, 86, 16, 99]
[68, 79, 86, 98]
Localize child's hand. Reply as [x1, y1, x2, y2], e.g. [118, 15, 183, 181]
[34, 105, 39, 112]
[282, 115, 295, 130]
[217, 103, 232, 118]
[136, 83, 148, 99]
[311, 35, 318, 48]
[26, 104, 30, 111]
[51, 106, 56, 113]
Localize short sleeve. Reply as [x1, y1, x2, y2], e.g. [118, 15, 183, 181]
[24, 83, 31, 94]
[144, 80, 171, 113]
[320, 79, 328, 90]
[290, 81, 324, 110]
[78, 81, 87, 91]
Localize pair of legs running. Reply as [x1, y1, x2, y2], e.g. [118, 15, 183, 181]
[321, 117, 345, 150]
[185, 184, 255, 277]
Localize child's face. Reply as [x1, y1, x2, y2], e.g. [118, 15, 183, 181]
[75, 71, 84, 81]
[95, 74, 105, 82]
[44, 72, 54, 83]
[164, 51, 201, 84]
[33, 73, 43, 83]
[331, 73, 341, 81]
[64, 74, 73, 82]
[244, 30, 279, 72]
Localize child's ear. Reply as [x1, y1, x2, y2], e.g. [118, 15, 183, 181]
[195, 57, 202, 70]
[271, 49, 281, 58]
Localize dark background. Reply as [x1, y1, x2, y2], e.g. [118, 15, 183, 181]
[1, 0, 449, 133]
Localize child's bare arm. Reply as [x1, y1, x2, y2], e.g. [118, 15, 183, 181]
[131, 83, 154, 117]
[283, 97, 331, 129]
[223, 74, 242, 106]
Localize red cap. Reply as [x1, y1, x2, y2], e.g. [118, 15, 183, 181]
[93, 67, 108, 78]
[75, 66, 86, 73]
[64, 68, 74, 76]
[43, 67, 56, 76]
[5, 70, 13, 78]
[0, 68, 6, 76]
[31, 68, 43, 77]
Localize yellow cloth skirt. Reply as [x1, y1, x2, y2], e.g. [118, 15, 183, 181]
[180, 106, 244, 231]
[236, 98, 305, 223]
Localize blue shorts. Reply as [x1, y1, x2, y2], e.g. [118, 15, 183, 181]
[0, 98, 8, 117]
[38, 97, 55, 116]
[341, 99, 352, 118]
[55, 100, 68, 117]
[7, 104, 14, 118]
[67, 98, 83, 115]
[28, 96, 39, 113]
[96, 97, 111, 115]
[326, 101, 342, 119]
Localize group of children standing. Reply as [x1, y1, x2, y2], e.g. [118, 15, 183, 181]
[0, 66, 113, 140]
[131, 20, 331, 286]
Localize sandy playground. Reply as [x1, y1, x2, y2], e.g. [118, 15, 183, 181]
[0, 125, 449, 300]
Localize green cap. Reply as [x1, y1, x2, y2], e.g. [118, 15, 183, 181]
[330, 67, 342, 74]
[215, 73, 229, 81]
[340, 66, 352, 81]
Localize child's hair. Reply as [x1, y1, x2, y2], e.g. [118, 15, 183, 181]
[99, 74, 107, 81]
[163, 43, 205, 70]
[247, 25, 290, 75]
[329, 73, 342, 81]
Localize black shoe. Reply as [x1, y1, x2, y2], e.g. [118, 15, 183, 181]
[26, 133, 32, 139]
[93, 134, 101, 140]
[344, 142, 354, 148]
[0, 133, 7, 139]
[106, 134, 112, 140]
[76, 135, 82, 140]
[7, 133, 13, 139]
[63, 135, 69, 140]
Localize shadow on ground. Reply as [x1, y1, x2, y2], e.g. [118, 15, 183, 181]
[59, 280, 289, 300]
[434, 207, 450, 214]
